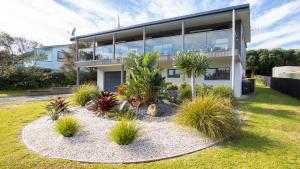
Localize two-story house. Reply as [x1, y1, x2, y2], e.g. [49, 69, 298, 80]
[71, 4, 250, 97]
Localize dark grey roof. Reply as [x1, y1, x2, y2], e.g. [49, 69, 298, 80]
[70, 4, 249, 41]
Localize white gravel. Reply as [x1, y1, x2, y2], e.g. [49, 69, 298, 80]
[22, 107, 216, 163]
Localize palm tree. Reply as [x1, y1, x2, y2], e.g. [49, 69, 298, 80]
[174, 51, 209, 99]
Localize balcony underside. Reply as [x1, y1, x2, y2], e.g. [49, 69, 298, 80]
[75, 50, 239, 67]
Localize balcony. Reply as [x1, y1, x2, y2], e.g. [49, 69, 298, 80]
[75, 29, 239, 67]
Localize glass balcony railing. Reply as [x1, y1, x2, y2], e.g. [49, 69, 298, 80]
[95, 45, 113, 60]
[78, 48, 93, 61]
[115, 40, 143, 58]
[145, 35, 181, 56]
[185, 29, 232, 52]
[77, 29, 232, 62]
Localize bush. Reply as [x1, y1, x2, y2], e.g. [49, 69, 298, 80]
[196, 84, 213, 97]
[73, 83, 100, 106]
[108, 104, 136, 121]
[94, 91, 119, 115]
[178, 84, 192, 101]
[210, 86, 237, 106]
[46, 96, 69, 120]
[175, 95, 239, 140]
[109, 120, 140, 145]
[56, 116, 80, 137]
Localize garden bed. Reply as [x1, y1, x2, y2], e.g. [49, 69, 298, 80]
[22, 106, 216, 163]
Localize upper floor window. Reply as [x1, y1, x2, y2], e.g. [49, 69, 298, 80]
[205, 67, 230, 80]
[167, 69, 180, 78]
[57, 50, 65, 62]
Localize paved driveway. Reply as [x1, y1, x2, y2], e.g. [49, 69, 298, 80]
[0, 94, 72, 105]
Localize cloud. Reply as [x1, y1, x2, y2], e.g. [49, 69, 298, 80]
[252, 1, 300, 29]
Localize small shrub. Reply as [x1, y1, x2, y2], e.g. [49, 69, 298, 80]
[196, 84, 213, 97]
[109, 120, 140, 145]
[178, 85, 192, 101]
[56, 116, 80, 137]
[46, 96, 69, 120]
[94, 91, 119, 115]
[109, 104, 136, 121]
[73, 83, 100, 106]
[210, 86, 237, 106]
[175, 94, 239, 140]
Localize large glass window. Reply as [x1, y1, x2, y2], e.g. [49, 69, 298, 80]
[78, 48, 93, 61]
[115, 40, 143, 58]
[205, 67, 230, 80]
[95, 45, 113, 59]
[57, 50, 65, 62]
[185, 29, 232, 52]
[146, 35, 181, 56]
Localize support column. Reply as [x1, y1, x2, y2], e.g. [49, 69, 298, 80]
[181, 21, 185, 51]
[231, 9, 236, 90]
[113, 33, 116, 59]
[93, 37, 96, 60]
[143, 27, 146, 55]
[121, 64, 124, 84]
[76, 39, 80, 86]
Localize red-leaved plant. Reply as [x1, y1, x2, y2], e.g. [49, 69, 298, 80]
[94, 91, 119, 115]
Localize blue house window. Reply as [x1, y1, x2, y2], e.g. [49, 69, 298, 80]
[57, 51, 65, 62]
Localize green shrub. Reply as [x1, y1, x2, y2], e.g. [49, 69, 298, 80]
[175, 95, 239, 140]
[56, 116, 80, 137]
[178, 84, 192, 101]
[196, 84, 213, 97]
[73, 83, 100, 106]
[46, 96, 69, 120]
[109, 120, 140, 145]
[108, 104, 136, 121]
[210, 86, 237, 106]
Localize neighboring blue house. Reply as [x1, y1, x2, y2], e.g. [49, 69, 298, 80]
[33, 44, 70, 70]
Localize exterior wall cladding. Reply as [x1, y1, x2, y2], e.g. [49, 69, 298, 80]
[72, 4, 250, 97]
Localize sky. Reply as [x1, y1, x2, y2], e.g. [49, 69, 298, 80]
[0, 0, 300, 49]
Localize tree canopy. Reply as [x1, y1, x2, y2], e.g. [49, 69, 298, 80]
[246, 48, 300, 76]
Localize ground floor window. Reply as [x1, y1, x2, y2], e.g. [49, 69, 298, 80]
[205, 67, 230, 80]
[167, 69, 180, 78]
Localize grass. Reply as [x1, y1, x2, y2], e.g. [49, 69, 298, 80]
[0, 90, 27, 97]
[175, 95, 239, 140]
[0, 82, 299, 168]
[109, 120, 140, 145]
[56, 116, 80, 137]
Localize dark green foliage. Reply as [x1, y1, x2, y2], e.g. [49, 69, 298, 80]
[123, 52, 166, 104]
[94, 91, 119, 115]
[0, 65, 75, 90]
[109, 104, 136, 121]
[46, 96, 69, 120]
[109, 120, 140, 145]
[247, 49, 300, 76]
[56, 116, 80, 137]
[73, 83, 100, 106]
[175, 95, 240, 140]
[178, 84, 192, 101]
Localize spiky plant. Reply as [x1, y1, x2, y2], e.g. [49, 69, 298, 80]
[109, 120, 140, 145]
[94, 91, 119, 115]
[46, 96, 69, 120]
[175, 94, 240, 140]
[174, 52, 209, 99]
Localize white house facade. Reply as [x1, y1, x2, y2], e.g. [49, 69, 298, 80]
[71, 4, 251, 97]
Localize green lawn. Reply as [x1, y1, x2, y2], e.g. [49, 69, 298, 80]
[0, 83, 299, 168]
[0, 90, 27, 97]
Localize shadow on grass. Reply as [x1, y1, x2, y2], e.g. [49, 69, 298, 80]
[228, 130, 282, 152]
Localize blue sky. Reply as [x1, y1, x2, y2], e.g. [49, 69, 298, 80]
[1, 0, 300, 49]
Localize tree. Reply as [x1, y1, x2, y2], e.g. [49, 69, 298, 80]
[174, 51, 209, 99]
